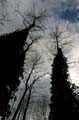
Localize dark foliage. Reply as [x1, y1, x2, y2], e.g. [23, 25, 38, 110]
[0, 28, 30, 119]
[49, 48, 79, 120]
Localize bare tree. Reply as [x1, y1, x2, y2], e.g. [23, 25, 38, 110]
[47, 25, 72, 57]
[47, 25, 79, 66]
[22, 74, 48, 120]
[0, 4, 47, 120]
[10, 51, 48, 120]
[47, 25, 79, 120]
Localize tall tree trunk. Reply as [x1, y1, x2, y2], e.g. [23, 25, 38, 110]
[22, 88, 32, 120]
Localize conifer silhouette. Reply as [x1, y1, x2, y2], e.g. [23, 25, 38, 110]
[49, 48, 79, 120]
[0, 9, 46, 119]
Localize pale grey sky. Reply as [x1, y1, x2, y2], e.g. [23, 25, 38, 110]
[0, 0, 79, 88]
[1, 1, 79, 119]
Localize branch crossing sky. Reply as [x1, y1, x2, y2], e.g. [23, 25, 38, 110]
[0, 0, 79, 85]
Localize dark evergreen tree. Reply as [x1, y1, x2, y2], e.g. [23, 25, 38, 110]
[49, 48, 79, 120]
[0, 28, 29, 120]
[0, 9, 46, 119]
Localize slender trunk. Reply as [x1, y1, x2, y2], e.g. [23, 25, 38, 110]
[12, 87, 27, 120]
[22, 88, 32, 120]
[12, 66, 34, 120]
[16, 104, 22, 120]
[0, 18, 35, 120]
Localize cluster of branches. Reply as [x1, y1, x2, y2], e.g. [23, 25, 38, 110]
[8, 52, 48, 120]
[48, 26, 79, 120]
[0, 5, 47, 120]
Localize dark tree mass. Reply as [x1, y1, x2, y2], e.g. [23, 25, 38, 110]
[49, 48, 79, 120]
[0, 9, 46, 119]
[0, 27, 30, 119]
[0, 1, 79, 119]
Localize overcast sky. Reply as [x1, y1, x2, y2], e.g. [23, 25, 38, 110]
[0, 0, 79, 85]
[1, 0, 79, 119]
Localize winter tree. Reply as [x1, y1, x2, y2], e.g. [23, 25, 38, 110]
[48, 26, 79, 120]
[0, 5, 46, 120]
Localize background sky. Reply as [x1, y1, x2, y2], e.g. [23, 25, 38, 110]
[1, 0, 79, 119]
[0, 0, 79, 92]
[0, 0, 79, 93]
[0, 0, 79, 100]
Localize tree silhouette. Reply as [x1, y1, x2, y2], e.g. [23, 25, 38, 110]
[11, 52, 48, 120]
[49, 48, 79, 120]
[0, 8, 46, 120]
[48, 25, 79, 120]
[0, 26, 30, 120]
